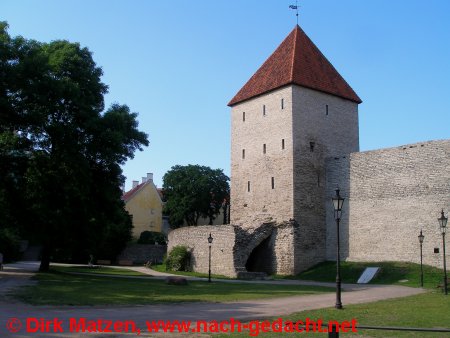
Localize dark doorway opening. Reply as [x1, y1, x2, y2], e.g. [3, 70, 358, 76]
[245, 235, 274, 274]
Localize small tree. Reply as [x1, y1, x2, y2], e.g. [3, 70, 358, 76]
[162, 165, 229, 228]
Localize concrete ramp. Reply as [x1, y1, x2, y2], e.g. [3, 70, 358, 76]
[357, 267, 380, 284]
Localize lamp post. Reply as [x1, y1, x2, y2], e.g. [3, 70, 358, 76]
[332, 188, 345, 309]
[418, 229, 424, 287]
[208, 233, 213, 283]
[438, 210, 448, 295]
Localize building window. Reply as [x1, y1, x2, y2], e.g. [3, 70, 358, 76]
[326, 104, 329, 116]
[263, 143, 266, 154]
[263, 105, 266, 116]
[281, 98, 284, 110]
[282, 139, 285, 150]
[243, 111, 245, 121]
[242, 149, 245, 159]
[271, 177, 275, 189]
[247, 181, 251, 192]
[310, 141, 315, 152]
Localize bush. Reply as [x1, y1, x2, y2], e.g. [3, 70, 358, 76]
[0, 228, 21, 262]
[165, 245, 191, 271]
[137, 231, 167, 245]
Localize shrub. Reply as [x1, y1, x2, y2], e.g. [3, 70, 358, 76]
[165, 245, 191, 271]
[137, 231, 167, 245]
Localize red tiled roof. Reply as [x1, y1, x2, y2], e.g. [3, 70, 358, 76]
[228, 25, 362, 106]
[122, 182, 145, 202]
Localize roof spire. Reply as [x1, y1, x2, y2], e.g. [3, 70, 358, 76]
[289, 0, 299, 25]
[228, 26, 362, 106]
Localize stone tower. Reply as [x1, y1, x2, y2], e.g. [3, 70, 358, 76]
[228, 25, 362, 274]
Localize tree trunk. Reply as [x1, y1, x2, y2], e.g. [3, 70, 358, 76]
[195, 212, 200, 226]
[39, 246, 51, 272]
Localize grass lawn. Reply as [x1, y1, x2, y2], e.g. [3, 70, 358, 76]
[51, 265, 151, 277]
[216, 291, 450, 338]
[152, 263, 232, 279]
[14, 271, 332, 305]
[280, 261, 445, 289]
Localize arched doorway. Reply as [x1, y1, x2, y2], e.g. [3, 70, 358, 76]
[245, 235, 275, 274]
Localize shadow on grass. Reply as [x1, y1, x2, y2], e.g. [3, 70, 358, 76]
[14, 271, 333, 306]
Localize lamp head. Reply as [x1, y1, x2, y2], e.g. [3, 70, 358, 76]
[331, 188, 345, 219]
[438, 210, 448, 235]
[418, 229, 424, 244]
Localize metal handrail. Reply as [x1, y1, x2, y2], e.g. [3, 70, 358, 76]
[356, 325, 450, 333]
[326, 324, 450, 337]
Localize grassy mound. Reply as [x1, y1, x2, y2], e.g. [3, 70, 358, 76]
[282, 261, 444, 289]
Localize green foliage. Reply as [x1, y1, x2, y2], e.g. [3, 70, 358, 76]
[163, 164, 230, 227]
[137, 231, 167, 245]
[0, 22, 149, 270]
[0, 227, 21, 262]
[165, 245, 191, 271]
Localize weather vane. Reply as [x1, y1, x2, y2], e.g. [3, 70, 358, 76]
[289, 0, 299, 25]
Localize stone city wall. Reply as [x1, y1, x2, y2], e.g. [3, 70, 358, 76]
[168, 225, 237, 277]
[168, 221, 301, 277]
[117, 244, 166, 265]
[326, 139, 450, 268]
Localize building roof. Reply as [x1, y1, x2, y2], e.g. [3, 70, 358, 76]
[122, 180, 165, 203]
[228, 25, 362, 106]
[122, 182, 146, 202]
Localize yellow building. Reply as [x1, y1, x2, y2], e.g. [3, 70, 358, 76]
[122, 173, 165, 239]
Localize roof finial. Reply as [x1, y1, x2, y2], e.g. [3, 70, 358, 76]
[289, 0, 299, 25]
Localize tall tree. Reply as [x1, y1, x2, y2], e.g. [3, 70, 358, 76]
[163, 165, 230, 228]
[0, 22, 149, 271]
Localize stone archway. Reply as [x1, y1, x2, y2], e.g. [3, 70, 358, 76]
[233, 222, 275, 276]
[245, 235, 275, 274]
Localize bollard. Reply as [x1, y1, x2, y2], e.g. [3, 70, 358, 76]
[328, 324, 339, 338]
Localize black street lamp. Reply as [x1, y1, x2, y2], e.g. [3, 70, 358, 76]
[418, 229, 425, 287]
[332, 188, 345, 309]
[438, 210, 448, 295]
[208, 233, 213, 283]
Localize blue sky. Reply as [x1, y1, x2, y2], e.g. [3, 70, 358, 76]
[2, 0, 449, 189]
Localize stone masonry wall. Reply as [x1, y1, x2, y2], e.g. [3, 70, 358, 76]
[230, 86, 294, 224]
[168, 225, 236, 277]
[325, 155, 351, 260]
[117, 244, 166, 265]
[168, 221, 301, 277]
[326, 139, 450, 268]
[292, 86, 359, 273]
